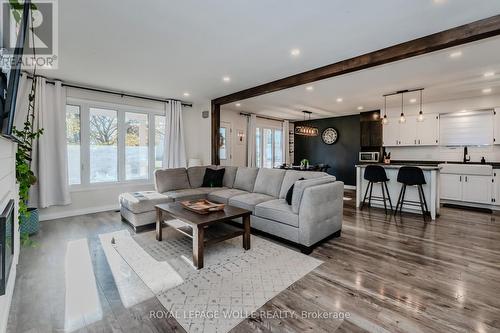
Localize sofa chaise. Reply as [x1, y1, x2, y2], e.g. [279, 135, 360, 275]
[120, 165, 343, 253]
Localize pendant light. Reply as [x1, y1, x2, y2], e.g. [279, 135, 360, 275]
[382, 95, 388, 125]
[417, 89, 424, 122]
[399, 91, 406, 123]
[295, 111, 319, 136]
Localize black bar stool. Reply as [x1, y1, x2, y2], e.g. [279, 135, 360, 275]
[394, 166, 429, 221]
[361, 165, 393, 214]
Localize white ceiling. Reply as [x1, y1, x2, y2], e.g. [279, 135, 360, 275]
[224, 36, 500, 120]
[39, 0, 500, 105]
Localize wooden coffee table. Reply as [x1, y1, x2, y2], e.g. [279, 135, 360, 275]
[155, 202, 252, 269]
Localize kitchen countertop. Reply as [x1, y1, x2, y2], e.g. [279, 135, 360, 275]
[358, 160, 500, 169]
[355, 164, 440, 170]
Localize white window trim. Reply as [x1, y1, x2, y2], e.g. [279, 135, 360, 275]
[67, 97, 166, 191]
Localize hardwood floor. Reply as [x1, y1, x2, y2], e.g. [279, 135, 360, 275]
[7, 191, 500, 332]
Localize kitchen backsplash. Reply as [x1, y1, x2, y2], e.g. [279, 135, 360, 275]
[387, 145, 500, 163]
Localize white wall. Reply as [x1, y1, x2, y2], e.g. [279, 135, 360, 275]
[39, 87, 211, 221]
[220, 109, 248, 166]
[0, 137, 19, 333]
[385, 94, 500, 163]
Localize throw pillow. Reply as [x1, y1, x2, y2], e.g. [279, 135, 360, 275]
[286, 177, 304, 205]
[202, 168, 225, 187]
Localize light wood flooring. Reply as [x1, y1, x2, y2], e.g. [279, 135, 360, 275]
[7, 191, 500, 332]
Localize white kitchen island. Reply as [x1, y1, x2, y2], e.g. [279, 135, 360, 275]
[355, 164, 440, 220]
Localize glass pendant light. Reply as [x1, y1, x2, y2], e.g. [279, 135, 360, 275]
[417, 89, 424, 122]
[382, 95, 388, 125]
[399, 92, 406, 123]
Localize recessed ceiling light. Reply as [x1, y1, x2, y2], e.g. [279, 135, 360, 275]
[336, 98, 343, 103]
[484, 71, 495, 77]
[482, 88, 492, 94]
[460, 109, 467, 113]
[305, 86, 314, 91]
[449, 51, 462, 58]
[235, 103, 241, 107]
[183, 92, 190, 97]
[290, 48, 301, 56]
[222, 76, 231, 82]
[409, 98, 417, 103]
[357, 106, 364, 110]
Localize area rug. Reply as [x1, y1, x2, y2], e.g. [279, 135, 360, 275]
[99, 223, 322, 333]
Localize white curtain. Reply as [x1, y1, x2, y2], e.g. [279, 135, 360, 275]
[283, 120, 290, 165]
[163, 100, 187, 168]
[246, 114, 257, 167]
[15, 76, 71, 208]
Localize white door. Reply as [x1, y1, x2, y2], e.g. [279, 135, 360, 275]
[462, 175, 492, 204]
[417, 114, 439, 145]
[382, 118, 400, 146]
[399, 115, 418, 146]
[440, 174, 463, 201]
[219, 121, 232, 166]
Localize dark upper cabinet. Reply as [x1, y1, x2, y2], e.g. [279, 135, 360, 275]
[360, 111, 382, 147]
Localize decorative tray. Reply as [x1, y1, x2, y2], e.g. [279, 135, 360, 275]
[180, 199, 226, 214]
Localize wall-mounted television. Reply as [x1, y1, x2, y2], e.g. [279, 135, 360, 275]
[0, 0, 31, 140]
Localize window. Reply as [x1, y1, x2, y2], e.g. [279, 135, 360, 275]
[65, 100, 167, 187]
[66, 105, 81, 185]
[89, 108, 118, 183]
[125, 112, 148, 180]
[255, 127, 283, 168]
[154, 115, 165, 169]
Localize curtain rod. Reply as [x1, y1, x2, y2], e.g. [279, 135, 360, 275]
[239, 112, 289, 122]
[21, 72, 193, 107]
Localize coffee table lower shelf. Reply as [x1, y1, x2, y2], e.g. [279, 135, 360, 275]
[155, 203, 251, 269]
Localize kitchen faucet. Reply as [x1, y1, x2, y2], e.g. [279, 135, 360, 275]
[463, 146, 470, 163]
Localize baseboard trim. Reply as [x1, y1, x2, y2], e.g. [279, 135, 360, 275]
[344, 185, 356, 190]
[39, 204, 120, 221]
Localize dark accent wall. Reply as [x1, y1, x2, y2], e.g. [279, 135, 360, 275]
[294, 114, 360, 186]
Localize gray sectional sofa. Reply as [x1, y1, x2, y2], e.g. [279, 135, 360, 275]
[120, 165, 344, 253]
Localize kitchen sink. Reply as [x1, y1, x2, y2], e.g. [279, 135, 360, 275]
[438, 163, 493, 175]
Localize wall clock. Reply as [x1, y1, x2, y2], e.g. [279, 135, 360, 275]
[322, 128, 338, 144]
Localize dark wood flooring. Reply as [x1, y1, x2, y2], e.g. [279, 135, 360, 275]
[7, 191, 500, 332]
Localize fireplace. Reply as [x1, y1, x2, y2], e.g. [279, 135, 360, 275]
[1, 200, 14, 296]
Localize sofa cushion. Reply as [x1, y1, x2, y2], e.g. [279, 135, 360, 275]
[218, 165, 238, 188]
[202, 168, 225, 187]
[253, 168, 286, 197]
[187, 166, 216, 188]
[233, 167, 259, 192]
[207, 188, 248, 204]
[155, 168, 191, 193]
[279, 170, 329, 199]
[291, 176, 336, 213]
[229, 193, 275, 213]
[162, 189, 206, 201]
[119, 191, 171, 214]
[254, 199, 299, 228]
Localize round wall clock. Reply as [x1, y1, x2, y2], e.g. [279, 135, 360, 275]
[322, 128, 338, 144]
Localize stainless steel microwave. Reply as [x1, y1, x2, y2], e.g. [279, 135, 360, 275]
[359, 152, 379, 162]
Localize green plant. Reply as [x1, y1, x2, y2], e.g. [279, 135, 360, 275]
[300, 159, 309, 167]
[12, 78, 43, 245]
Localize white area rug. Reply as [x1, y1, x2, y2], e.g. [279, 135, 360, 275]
[100, 224, 322, 333]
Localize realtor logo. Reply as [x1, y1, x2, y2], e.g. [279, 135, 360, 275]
[1, 0, 58, 69]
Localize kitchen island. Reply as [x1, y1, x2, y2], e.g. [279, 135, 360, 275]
[355, 164, 440, 220]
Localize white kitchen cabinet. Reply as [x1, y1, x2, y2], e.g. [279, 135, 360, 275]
[440, 174, 463, 201]
[440, 173, 493, 204]
[417, 114, 439, 145]
[382, 114, 439, 147]
[493, 170, 500, 205]
[382, 117, 400, 146]
[494, 108, 500, 145]
[462, 175, 493, 204]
